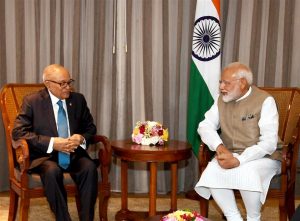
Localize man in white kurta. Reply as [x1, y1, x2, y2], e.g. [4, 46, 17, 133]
[194, 62, 281, 221]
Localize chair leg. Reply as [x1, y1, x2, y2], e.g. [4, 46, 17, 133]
[19, 198, 30, 221]
[99, 182, 111, 221]
[279, 198, 288, 221]
[287, 199, 295, 220]
[8, 190, 18, 221]
[199, 197, 209, 218]
[286, 186, 296, 220]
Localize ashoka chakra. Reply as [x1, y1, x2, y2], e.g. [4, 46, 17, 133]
[192, 16, 221, 61]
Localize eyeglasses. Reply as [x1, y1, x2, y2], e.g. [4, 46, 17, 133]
[46, 79, 75, 88]
[219, 78, 240, 86]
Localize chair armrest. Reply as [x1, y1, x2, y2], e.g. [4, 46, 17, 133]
[11, 138, 30, 173]
[91, 135, 112, 166]
[280, 143, 289, 175]
[91, 135, 112, 185]
[198, 142, 214, 174]
[282, 118, 300, 180]
[91, 135, 111, 220]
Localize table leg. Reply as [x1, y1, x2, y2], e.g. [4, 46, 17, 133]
[149, 162, 157, 216]
[171, 163, 178, 211]
[121, 159, 128, 210]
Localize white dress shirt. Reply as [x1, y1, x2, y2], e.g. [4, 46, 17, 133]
[47, 90, 86, 153]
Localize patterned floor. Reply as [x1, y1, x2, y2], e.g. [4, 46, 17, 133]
[0, 193, 299, 220]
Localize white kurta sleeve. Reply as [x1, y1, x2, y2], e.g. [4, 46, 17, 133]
[197, 97, 223, 151]
[236, 96, 279, 164]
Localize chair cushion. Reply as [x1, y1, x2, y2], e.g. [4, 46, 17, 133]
[14, 167, 102, 189]
[14, 168, 76, 188]
[269, 174, 281, 189]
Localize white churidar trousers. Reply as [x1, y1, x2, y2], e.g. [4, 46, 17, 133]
[195, 156, 281, 221]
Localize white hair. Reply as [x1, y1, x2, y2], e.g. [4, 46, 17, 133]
[42, 64, 64, 82]
[227, 62, 253, 85]
[234, 70, 253, 85]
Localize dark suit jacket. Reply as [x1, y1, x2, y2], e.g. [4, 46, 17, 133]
[12, 87, 97, 168]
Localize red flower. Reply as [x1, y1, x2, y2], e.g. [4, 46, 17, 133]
[158, 129, 163, 136]
[139, 125, 145, 134]
[180, 214, 194, 221]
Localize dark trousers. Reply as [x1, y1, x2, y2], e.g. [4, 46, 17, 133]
[32, 155, 98, 221]
[291, 204, 300, 221]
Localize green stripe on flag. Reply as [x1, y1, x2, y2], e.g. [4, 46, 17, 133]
[187, 60, 214, 156]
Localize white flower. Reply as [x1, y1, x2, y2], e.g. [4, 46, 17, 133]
[141, 136, 160, 145]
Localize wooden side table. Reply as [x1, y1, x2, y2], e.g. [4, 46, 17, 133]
[111, 140, 192, 221]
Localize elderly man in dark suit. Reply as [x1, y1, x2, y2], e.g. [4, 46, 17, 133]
[12, 64, 98, 221]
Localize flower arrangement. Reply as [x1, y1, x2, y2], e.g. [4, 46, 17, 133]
[161, 210, 204, 221]
[132, 121, 168, 145]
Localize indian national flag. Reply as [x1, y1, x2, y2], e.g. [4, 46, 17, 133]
[187, 0, 221, 156]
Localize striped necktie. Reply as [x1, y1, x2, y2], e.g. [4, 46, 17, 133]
[57, 100, 70, 169]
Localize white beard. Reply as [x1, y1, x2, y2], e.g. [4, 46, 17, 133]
[222, 94, 235, 102]
[221, 87, 241, 103]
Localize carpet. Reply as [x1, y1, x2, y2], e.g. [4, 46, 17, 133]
[0, 193, 299, 220]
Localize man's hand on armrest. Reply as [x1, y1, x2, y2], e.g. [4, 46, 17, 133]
[216, 144, 240, 169]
